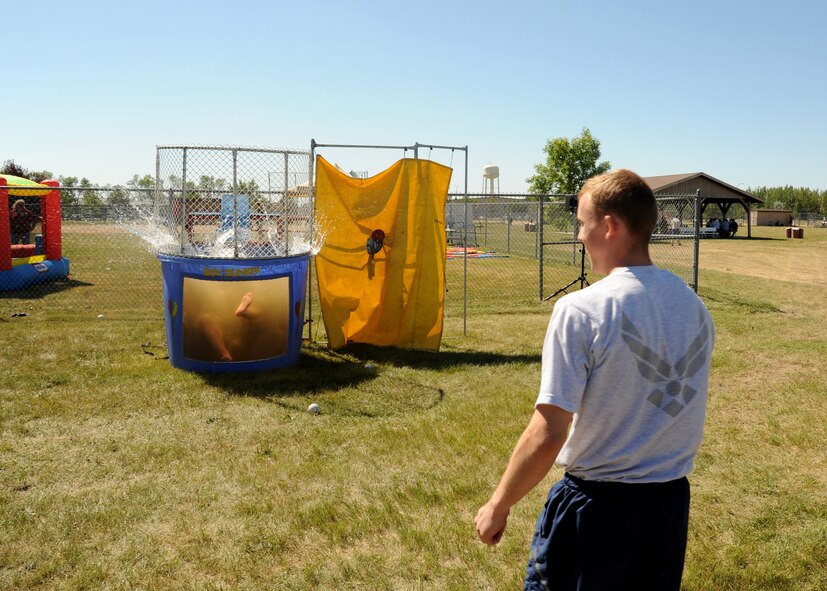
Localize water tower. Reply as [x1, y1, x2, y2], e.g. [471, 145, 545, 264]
[483, 164, 500, 195]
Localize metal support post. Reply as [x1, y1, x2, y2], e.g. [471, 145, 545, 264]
[180, 148, 187, 254]
[538, 195, 545, 300]
[693, 189, 701, 292]
[283, 152, 289, 256]
[232, 149, 239, 258]
[463, 145, 468, 337]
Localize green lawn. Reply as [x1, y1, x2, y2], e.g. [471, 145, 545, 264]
[1, 227, 825, 590]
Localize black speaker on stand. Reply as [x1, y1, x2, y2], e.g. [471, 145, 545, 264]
[545, 196, 589, 300]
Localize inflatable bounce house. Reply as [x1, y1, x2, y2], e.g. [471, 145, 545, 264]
[0, 175, 70, 291]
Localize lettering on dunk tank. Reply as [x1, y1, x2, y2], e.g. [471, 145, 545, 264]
[202, 267, 261, 277]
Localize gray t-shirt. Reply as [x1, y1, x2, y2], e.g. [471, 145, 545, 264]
[536, 265, 714, 483]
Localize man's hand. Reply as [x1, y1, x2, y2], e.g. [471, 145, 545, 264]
[475, 502, 510, 545]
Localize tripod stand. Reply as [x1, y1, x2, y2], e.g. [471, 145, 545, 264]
[545, 243, 590, 301]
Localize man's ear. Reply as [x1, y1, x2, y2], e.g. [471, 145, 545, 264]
[603, 213, 621, 238]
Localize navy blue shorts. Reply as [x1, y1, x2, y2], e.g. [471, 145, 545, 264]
[524, 473, 690, 591]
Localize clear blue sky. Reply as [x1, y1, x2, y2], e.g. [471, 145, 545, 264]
[5, 0, 826, 193]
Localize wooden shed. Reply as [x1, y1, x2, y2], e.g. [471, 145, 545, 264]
[643, 173, 764, 238]
[750, 208, 793, 227]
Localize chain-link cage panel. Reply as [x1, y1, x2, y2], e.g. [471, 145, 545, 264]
[154, 146, 313, 259]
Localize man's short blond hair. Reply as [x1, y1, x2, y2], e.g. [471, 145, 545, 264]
[579, 169, 657, 243]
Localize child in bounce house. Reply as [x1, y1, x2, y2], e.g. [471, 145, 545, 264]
[9, 199, 39, 245]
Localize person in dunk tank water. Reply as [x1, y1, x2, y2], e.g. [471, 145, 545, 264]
[184, 287, 287, 363]
[475, 169, 715, 591]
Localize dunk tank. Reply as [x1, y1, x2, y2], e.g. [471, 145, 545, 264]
[154, 146, 313, 372]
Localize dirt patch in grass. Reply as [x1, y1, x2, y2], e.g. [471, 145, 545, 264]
[63, 222, 133, 235]
[700, 227, 827, 286]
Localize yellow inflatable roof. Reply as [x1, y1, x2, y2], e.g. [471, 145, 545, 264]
[0, 174, 51, 197]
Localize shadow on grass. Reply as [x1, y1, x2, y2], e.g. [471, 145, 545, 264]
[338, 342, 540, 370]
[200, 344, 378, 397]
[198, 342, 538, 418]
[699, 285, 783, 313]
[0, 277, 94, 299]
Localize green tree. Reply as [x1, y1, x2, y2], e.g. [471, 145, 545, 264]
[527, 127, 611, 195]
[196, 175, 227, 194]
[27, 169, 54, 182]
[108, 185, 131, 207]
[80, 177, 101, 206]
[1, 161, 53, 181]
[58, 176, 79, 205]
[127, 174, 156, 190]
[127, 174, 156, 207]
[748, 185, 826, 215]
[1, 160, 28, 178]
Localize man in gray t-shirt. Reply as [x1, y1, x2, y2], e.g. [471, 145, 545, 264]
[475, 169, 714, 590]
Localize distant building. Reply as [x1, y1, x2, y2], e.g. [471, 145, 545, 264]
[750, 208, 793, 227]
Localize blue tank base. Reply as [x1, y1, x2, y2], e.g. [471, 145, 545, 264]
[158, 253, 310, 373]
[0, 257, 71, 292]
[169, 348, 303, 374]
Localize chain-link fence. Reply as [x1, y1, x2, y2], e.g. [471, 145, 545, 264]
[1, 184, 163, 322]
[536, 193, 700, 299]
[649, 194, 700, 288]
[441, 193, 700, 318]
[539, 194, 699, 297]
[444, 194, 546, 319]
[796, 212, 827, 227]
[2, 180, 701, 340]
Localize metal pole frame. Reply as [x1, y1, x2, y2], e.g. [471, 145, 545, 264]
[693, 189, 701, 292]
[306, 150, 316, 342]
[283, 152, 289, 257]
[538, 194, 544, 301]
[157, 144, 309, 157]
[232, 148, 239, 259]
[154, 148, 161, 221]
[538, 194, 590, 301]
[180, 147, 188, 255]
[309, 139, 470, 339]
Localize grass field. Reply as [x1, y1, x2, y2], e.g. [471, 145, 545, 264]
[1, 226, 825, 590]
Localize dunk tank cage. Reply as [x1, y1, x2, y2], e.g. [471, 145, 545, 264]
[154, 146, 313, 372]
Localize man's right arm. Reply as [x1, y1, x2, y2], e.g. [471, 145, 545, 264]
[475, 404, 572, 545]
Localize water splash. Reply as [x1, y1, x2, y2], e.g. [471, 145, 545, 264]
[121, 204, 324, 259]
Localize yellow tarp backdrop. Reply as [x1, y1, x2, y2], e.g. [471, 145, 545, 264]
[315, 156, 452, 350]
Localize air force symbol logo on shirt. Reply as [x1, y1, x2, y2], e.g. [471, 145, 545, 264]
[621, 312, 710, 417]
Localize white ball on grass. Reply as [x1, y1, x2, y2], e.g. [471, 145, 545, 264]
[307, 403, 321, 415]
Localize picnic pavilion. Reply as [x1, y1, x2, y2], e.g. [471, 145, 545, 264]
[643, 172, 764, 238]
